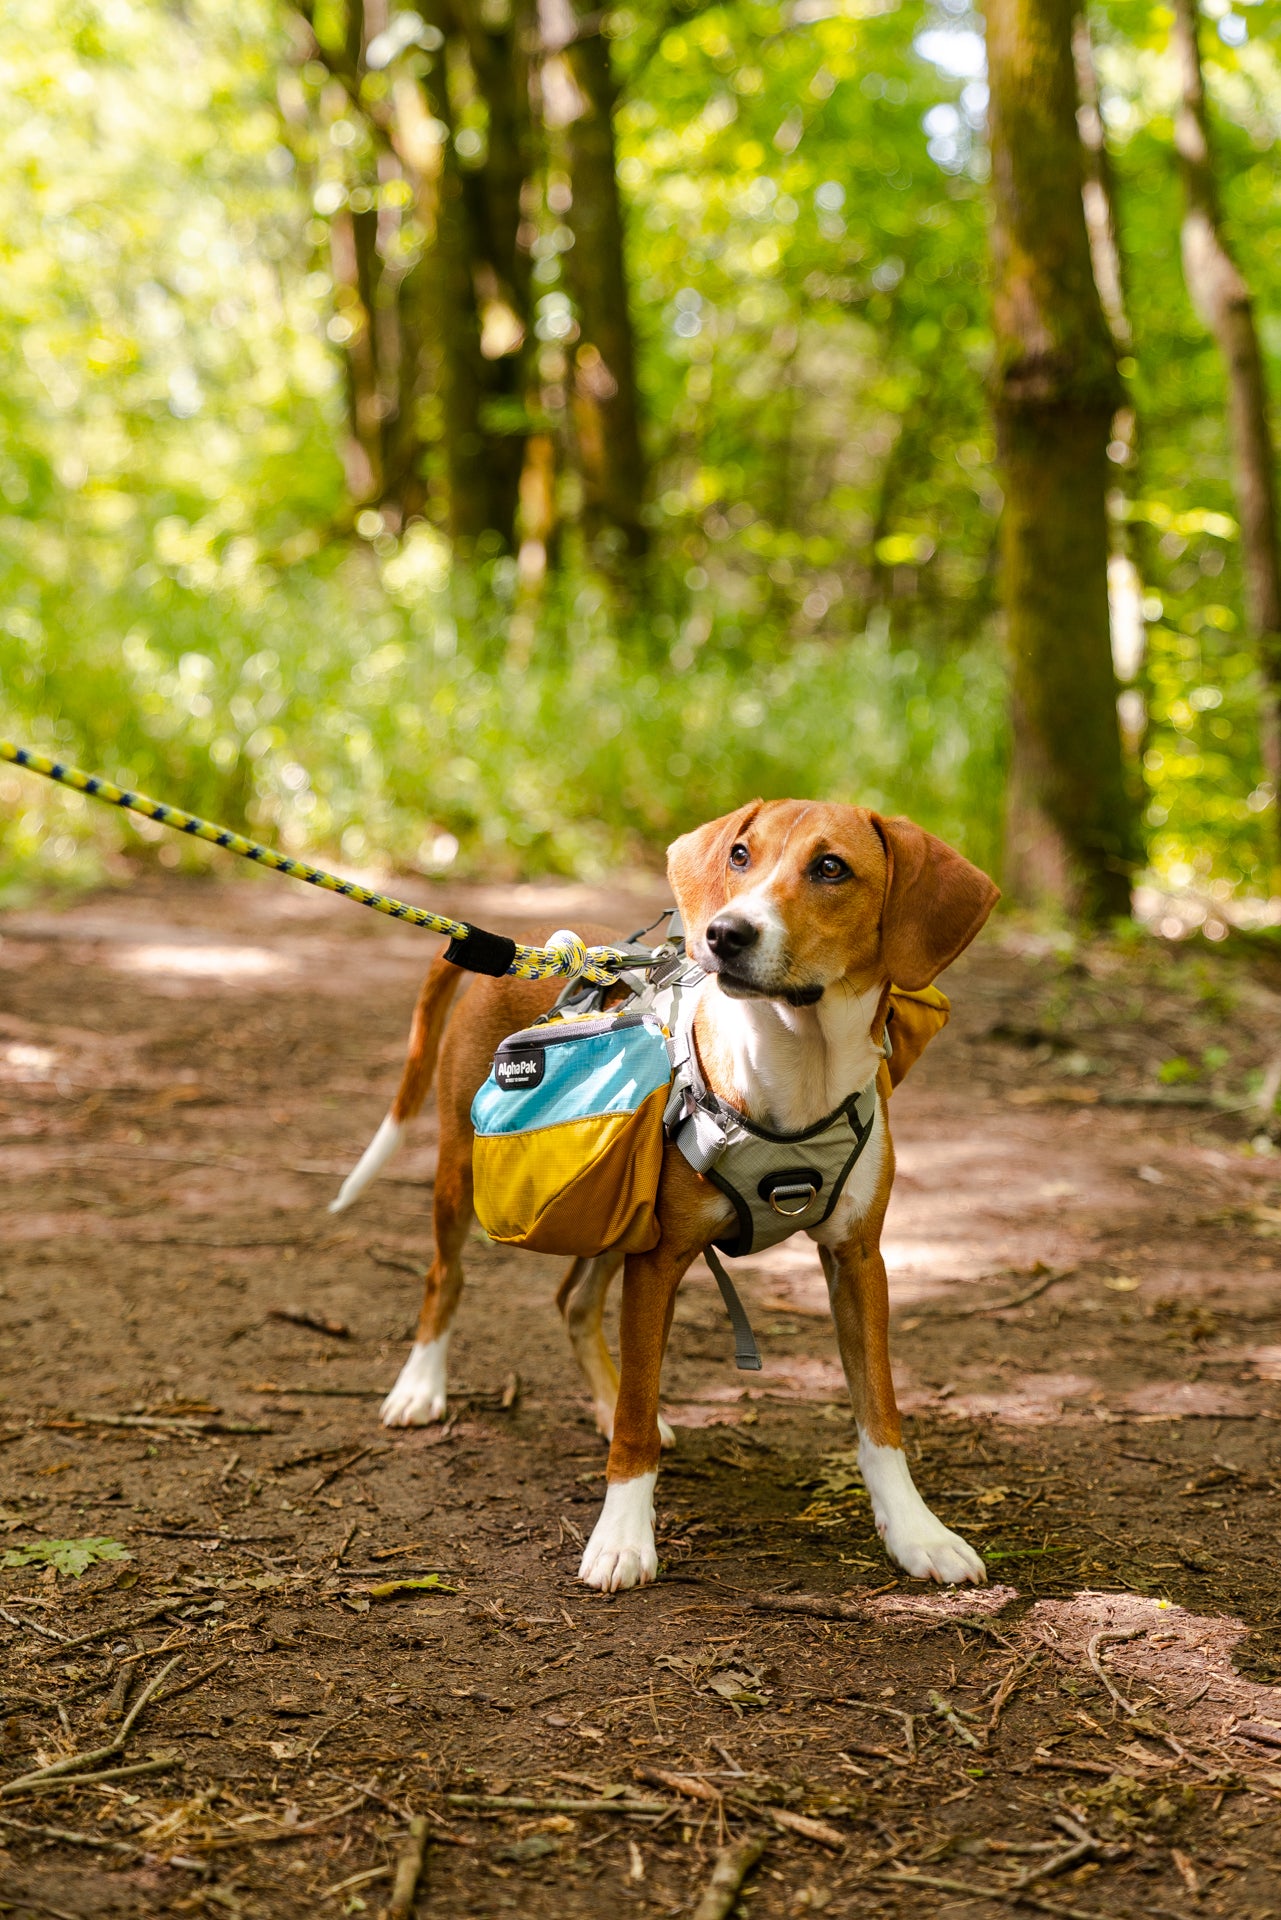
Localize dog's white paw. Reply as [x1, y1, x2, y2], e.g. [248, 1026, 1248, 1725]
[881, 1513, 986, 1586]
[858, 1435, 986, 1586]
[592, 1406, 676, 1451]
[380, 1338, 449, 1427]
[578, 1473, 658, 1592]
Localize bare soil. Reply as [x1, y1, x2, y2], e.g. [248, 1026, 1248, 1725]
[2, 871, 1281, 1920]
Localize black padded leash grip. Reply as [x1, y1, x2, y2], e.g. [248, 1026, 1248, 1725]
[443, 924, 518, 977]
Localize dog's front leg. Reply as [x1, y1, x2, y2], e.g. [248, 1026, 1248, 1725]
[817, 1238, 985, 1586]
[577, 1240, 686, 1592]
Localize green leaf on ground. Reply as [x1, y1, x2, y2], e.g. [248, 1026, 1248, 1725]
[1, 1536, 132, 1578]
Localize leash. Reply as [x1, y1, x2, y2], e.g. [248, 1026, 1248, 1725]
[0, 739, 651, 987]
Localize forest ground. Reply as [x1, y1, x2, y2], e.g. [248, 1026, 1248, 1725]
[1, 870, 1280, 1920]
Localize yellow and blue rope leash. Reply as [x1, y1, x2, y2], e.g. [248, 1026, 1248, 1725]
[0, 738, 645, 986]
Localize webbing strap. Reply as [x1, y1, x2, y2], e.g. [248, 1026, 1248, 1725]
[704, 1245, 763, 1372]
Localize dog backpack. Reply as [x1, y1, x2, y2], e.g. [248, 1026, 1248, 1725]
[468, 911, 952, 1264]
[470, 1008, 674, 1258]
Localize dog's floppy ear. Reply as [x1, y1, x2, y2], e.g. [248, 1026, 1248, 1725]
[871, 814, 999, 990]
[667, 802, 762, 937]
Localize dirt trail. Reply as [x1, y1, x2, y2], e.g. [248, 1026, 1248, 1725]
[2, 872, 1280, 1919]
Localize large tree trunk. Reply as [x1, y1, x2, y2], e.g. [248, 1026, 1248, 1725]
[452, 0, 537, 549]
[984, 0, 1139, 923]
[1171, 0, 1281, 814]
[555, 3, 647, 563]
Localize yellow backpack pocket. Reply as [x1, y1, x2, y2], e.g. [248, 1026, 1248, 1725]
[471, 1012, 673, 1257]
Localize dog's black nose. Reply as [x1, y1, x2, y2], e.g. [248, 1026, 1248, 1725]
[706, 914, 759, 960]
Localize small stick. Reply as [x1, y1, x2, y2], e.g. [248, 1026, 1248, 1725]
[988, 1650, 1042, 1736]
[761, 1806, 845, 1849]
[154, 1656, 230, 1704]
[0, 1813, 136, 1854]
[500, 1372, 520, 1410]
[748, 1592, 864, 1622]
[268, 1306, 350, 1339]
[0, 1652, 182, 1796]
[0, 1604, 65, 1643]
[636, 1765, 719, 1804]
[636, 1768, 844, 1848]
[1008, 1838, 1096, 1889]
[309, 1444, 387, 1495]
[320, 1864, 391, 1902]
[16, 1754, 180, 1796]
[835, 1697, 917, 1759]
[869, 1869, 1104, 1919]
[441, 1794, 668, 1815]
[944, 1267, 1075, 1319]
[692, 1836, 767, 1920]
[303, 1708, 362, 1766]
[367, 1248, 422, 1278]
[1086, 1627, 1146, 1715]
[388, 1812, 430, 1919]
[929, 1690, 983, 1748]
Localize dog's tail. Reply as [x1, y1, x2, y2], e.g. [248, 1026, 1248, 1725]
[329, 957, 464, 1214]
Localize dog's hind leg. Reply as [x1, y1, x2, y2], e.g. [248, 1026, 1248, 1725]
[380, 1122, 473, 1428]
[558, 1252, 675, 1449]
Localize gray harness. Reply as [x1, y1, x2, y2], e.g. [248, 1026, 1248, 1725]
[554, 918, 883, 1371]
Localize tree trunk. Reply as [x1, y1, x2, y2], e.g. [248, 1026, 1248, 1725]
[984, 0, 1138, 923]
[412, 15, 510, 545]
[1171, 0, 1281, 813]
[557, 4, 647, 563]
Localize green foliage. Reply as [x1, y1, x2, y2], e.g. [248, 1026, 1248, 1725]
[1, 547, 1006, 887]
[1, 1536, 132, 1577]
[0, 0, 1278, 897]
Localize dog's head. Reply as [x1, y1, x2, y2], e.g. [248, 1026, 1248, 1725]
[667, 799, 999, 1001]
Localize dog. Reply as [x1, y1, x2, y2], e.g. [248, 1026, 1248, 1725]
[331, 800, 999, 1592]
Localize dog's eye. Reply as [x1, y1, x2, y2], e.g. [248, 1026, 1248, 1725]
[728, 842, 751, 870]
[814, 854, 850, 882]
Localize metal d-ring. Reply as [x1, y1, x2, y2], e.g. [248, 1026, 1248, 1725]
[768, 1183, 818, 1216]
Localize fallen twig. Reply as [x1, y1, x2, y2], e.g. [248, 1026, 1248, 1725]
[153, 1656, 230, 1705]
[988, 1650, 1042, 1737]
[40, 1412, 272, 1435]
[319, 1864, 390, 1902]
[1086, 1627, 1146, 1716]
[442, 1793, 667, 1815]
[1, 1652, 183, 1796]
[0, 1813, 136, 1853]
[268, 1306, 350, 1339]
[692, 1836, 767, 1920]
[0, 1604, 66, 1643]
[747, 1592, 864, 1622]
[929, 1689, 983, 1749]
[869, 1868, 1110, 1919]
[367, 1247, 423, 1278]
[943, 1266, 1075, 1319]
[834, 1697, 917, 1759]
[14, 1753, 180, 1797]
[635, 1766, 845, 1849]
[310, 1444, 389, 1495]
[388, 1812, 430, 1919]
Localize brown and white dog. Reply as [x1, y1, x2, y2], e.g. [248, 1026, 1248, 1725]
[331, 800, 999, 1592]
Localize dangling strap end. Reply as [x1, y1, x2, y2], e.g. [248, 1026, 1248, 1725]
[705, 1245, 763, 1373]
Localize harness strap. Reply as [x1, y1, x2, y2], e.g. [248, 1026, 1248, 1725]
[704, 1245, 763, 1372]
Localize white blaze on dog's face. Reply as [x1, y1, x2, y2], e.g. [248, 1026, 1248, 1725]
[667, 799, 999, 1001]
